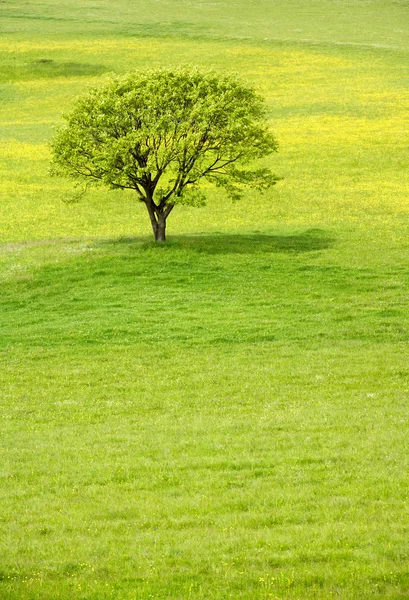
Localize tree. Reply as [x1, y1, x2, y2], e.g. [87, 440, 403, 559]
[50, 68, 279, 242]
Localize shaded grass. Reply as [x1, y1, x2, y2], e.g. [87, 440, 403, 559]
[0, 59, 108, 83]
[101, 230, 335, 254]
[1, 232, 408, 352]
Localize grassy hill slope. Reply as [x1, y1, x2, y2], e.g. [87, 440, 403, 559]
[1, 1, 409, 598]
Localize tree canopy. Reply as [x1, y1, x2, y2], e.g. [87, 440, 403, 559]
[50, 68, 279, 241]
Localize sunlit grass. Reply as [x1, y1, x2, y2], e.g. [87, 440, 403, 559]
[1, 34, 408, 244]
[2, 235, 409, 599]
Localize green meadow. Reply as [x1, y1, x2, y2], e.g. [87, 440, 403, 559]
[1, 1, 409, 598]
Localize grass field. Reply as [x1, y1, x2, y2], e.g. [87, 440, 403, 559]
[1, 1, 409, 598]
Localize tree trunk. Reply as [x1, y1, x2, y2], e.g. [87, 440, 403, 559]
[148, 210, 166, 242]
[145, 198, 171, 242]
[155, 216, 166, 242]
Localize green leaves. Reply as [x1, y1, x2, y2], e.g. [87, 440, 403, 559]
[50, 68, 280, 234]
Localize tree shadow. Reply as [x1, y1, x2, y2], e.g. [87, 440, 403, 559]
[106, 228, 334, 255]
